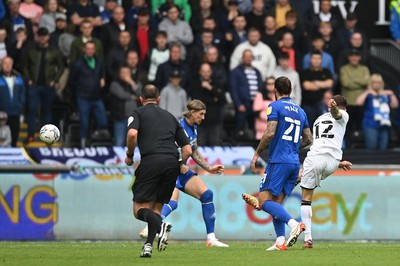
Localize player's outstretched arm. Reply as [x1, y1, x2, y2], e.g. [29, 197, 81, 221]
[191, 145, 224, 174]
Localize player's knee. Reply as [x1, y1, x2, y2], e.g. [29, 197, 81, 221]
[200, 189, 213, 203]
[169, 200, 178, 211]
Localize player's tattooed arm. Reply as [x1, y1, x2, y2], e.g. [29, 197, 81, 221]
[255, 121, 277, 156]
[328, 99, 342, 120]
[300, 127, 312, 149]
[192, 144, 211, 171]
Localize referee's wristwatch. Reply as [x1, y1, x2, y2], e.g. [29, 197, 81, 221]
[126, 151, 134, 158]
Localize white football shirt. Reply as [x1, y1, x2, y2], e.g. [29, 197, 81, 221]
[308, 109, 349, 160]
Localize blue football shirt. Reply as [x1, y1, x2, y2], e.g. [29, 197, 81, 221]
[180, 118, 197, 151]
[267, 97, 309, 164]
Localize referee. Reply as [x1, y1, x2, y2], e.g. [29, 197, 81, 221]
[125, 84, 191, 258]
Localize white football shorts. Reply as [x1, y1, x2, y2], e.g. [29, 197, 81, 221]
[300, 154, 340, 189]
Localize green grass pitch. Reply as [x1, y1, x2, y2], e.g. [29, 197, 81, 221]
[1, 241, 400, 266]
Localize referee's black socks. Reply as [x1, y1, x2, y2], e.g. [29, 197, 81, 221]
[137, 208, 163, 245]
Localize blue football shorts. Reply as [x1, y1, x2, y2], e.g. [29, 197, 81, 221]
[176, 169, 197, 191]
[259, 163, 300, 197]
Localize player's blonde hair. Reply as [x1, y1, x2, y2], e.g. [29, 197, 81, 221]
[183, 99, 206, 118]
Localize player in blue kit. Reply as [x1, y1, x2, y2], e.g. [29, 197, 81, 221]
[140, 99, 229, 247]
[249, 76, 313, 251]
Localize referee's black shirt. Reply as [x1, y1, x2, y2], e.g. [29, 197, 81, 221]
[128, 103, 189, 157]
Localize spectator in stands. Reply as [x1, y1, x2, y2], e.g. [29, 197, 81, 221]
[301, 50, 334, 128]
[278, 31, 301, 71]
[23, 27, 64, 143]
[340, 48, 370, 141]
[68, 0, 102, 35]
[69, 20, 103, 64]
[337, 32, 371, 69]
[273, 51, 301, 105]
[19, 0, 43, 36]
[245, 0, 265, 33]
[1, 0, 34, 42]
[204, 46, 228, 91]
[126, 0, 156, 28]
[153, 0, 192, 23]
[224, 14, 247, 61]
[218, 0, 241, 33]
[8, 27, 31, 73]
[337, 12, 368, 50]
[252, 76, 275, 140]
[154, 42, 190, 95]
[276, 10, 308, 57]
[158, 4, 194, 49]
[287, 0, 314, 35]
[302, 34, 336, 77]
[133, 8, 156, 64]
[265, 0, 292, 30]
[39, 0, 63, 33]
[356, 74, 399, 150]
[0, 57, 25, 147]
[101, 5, 132, 54]
[159, 69, 187, 120]
[57, 20, 76, 62]
[99, 0, 117, 25]
[199, 16, 223, 50]
[146, 30, 169, 82]
[106, 31, 134, 81]
[0, 111, 12, 147]
[49, 13, 67, 49]
[187, 29, 215, 77]
[109, 64, 141, 147]
[310, 0, 342, 36]
[230, 28, 276, 80]
[192, 62, 225, 146]
[260, 15, 279, 57]
[190, 0, 218, 35]
[126, 50, 147, 89]
[390, 0, 400, 45]
[68, 41, 108, 148]
[0, 27, 11, 62]
[230, 49, 263, 139]
[318, 21, 340, 69]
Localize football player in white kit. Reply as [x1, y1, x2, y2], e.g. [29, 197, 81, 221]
[300, 95, 352, 249]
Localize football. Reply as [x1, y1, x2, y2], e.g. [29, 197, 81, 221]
[39, 124, 61, 144]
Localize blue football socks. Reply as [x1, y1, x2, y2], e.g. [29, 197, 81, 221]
[262, 200, 292, 224]
[200, 189, 216, 234]
[160, 200, 178, 220]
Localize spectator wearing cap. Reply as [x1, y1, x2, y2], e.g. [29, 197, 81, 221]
[49, 13, 68, 50]
[39, 0, 66, 34]
[0, 57, 25, 147]
[1, 0, 34, 42]
[69, 20, 103, 64]
[109, 64, 141, 146]
[101, 5, 133, 54]
[0, 111, 12, 147]
[22, 27, 64, 143]
[159, 69, 187, 121]
[340, 48, 370, 139]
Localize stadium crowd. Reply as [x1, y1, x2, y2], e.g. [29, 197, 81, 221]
[0, 0, 399, 149]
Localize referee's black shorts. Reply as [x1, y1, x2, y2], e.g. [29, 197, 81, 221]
[132, 154, 180, 204]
